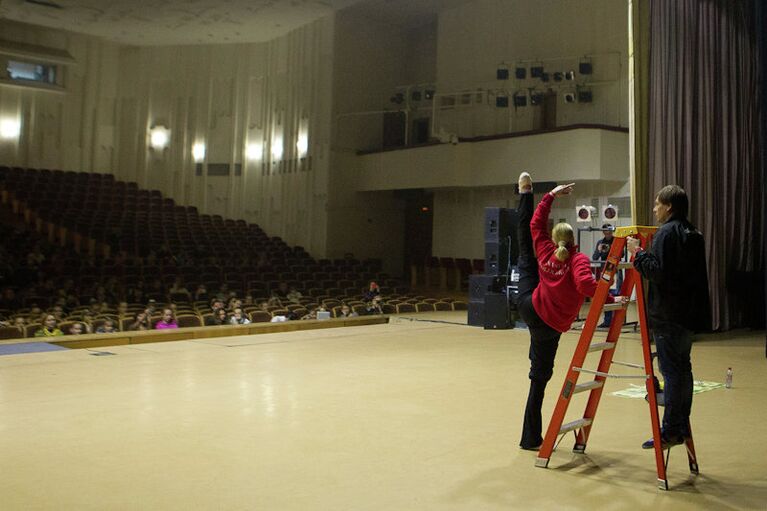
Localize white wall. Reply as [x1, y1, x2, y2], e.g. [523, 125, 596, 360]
[434, 0, 629, 138]
[432, 180, 633, 260]
[328, 10, 431, 275]
[0, 20, 120, 173]
[114, 18, 334, 255]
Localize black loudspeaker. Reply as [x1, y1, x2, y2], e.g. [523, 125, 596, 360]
[469, 274, 507, 301]
[468, 301, 484, 327]
[485, 208, 519, 275]
[483, 292, 511, 329]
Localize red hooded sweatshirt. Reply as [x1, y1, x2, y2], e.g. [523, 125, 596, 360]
[532, 192, 612, 332]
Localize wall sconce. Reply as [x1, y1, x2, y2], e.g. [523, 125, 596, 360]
[192, 142, 206, 162]
[246, 143, 263, 161]
[296, 133, 308, 157]
[0, 118, 21, 140]
[149, 126, 170, 149]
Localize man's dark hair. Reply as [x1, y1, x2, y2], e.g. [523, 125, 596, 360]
[656, 185, 688, 218]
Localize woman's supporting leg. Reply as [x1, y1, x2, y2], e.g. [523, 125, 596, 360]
[520, 323, 562, 449]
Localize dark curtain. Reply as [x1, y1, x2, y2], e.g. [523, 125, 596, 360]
[647, 0, 764, 331]
[758, 0, 767, 353]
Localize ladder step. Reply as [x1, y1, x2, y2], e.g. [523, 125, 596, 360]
[617, 262, 634, 270]
[573, 380, 604, 394]
[603, 302, 628, 311]
[588, 342, 616, 352]
[559, 418, 593, 435]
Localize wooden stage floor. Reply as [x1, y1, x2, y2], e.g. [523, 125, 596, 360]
[0, 311, 764, 510]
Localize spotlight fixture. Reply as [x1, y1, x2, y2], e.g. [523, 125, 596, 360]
[515, 67, 526, 79]
[530, 91, 545, 105]
[541, 72, 550, 83]
[565, 70, 575, 80]
[411, 90, 422, 101]
[579, 61, 593, 75]
[497, 65, 510, 80]
[576, 205, 597, 222]
[577, 89, 593, 103]
[530, 65, 544, 78]
[496, 95, 509, 108]
[513, 92, 527, 107]
[602, 204, 619, 221]
[563, 92, 576, 104]
[424, 89, 435, 100]
[553, 72, 563, 82]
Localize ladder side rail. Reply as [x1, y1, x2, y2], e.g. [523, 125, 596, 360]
[536, 240, 621, 463]
[633, 240, 668, 489]
[576, 251, 637, 448]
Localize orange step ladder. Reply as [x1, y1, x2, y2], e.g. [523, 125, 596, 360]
[533, 226, 699, 490]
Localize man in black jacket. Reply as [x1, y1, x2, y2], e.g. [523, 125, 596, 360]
[628, 185, 710, 450]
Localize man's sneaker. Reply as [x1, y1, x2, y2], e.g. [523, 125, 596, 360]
[641, 435, 684, 450]
[518, 172, 533, 193]
[519, 443, 542, 451]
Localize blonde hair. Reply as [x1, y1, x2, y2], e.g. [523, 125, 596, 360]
[552, 223, 575, 262]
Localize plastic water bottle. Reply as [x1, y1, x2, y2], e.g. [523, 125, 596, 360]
[725, 368, 733, 389]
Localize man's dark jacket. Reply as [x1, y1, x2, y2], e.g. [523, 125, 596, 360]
[633, 215, 711, 332]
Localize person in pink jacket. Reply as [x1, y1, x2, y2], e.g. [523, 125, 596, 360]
[516, 172, 618, 450]
[155, 308, 178, 330]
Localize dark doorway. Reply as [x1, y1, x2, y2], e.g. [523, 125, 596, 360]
[382, 111, 406, 149]
[542, 89, 558, 129]
[402, 190, 433, 277]
[411, 117, 430, 145]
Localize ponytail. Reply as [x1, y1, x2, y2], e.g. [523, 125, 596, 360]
[551, 222, 575, 262]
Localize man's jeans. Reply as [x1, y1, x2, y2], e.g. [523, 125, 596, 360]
[653, 322, 693, 439]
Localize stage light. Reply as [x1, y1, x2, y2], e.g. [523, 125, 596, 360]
[513, 92, 527, 107]
[530, 92, 545, 105]
[390, 92, 404, 104]
[553, 72, 563, 82]
[530, 65, 544, 78]
[424, 89, 435, 100]
[411, 90, 422, 101]
[149, 126, 170, 149]
[565, 70, 575, 80]
[578, 89, 593, 103]
[497, 65, 509, 80]
[579, 61, 593, 75]
[515, 67, 526, 79]
[496, 95, 509, 108]
[563, 92, 576, 104]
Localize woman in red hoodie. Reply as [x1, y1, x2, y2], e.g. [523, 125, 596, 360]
[516, 172, 617, 450]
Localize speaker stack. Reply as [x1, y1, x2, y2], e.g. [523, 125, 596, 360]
[468, 207, 519, 329]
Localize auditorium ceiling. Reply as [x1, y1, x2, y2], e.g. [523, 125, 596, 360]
[0, 0, 365, 45]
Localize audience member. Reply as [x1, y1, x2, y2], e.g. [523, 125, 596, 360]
[230, 308, 251, 325]
[96, 319, 118, 333]
[363, 281, 380, 302]
[338, 304, 358, 318]
[194, 284, 209, 302]
[365, 295, 383, 315]
[35, 315, 63, 337]
[130, 311, 151, 331]
[67, 322, 85, 335]
[155, 308, 178, 329]
[287, 287, 303, 303]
